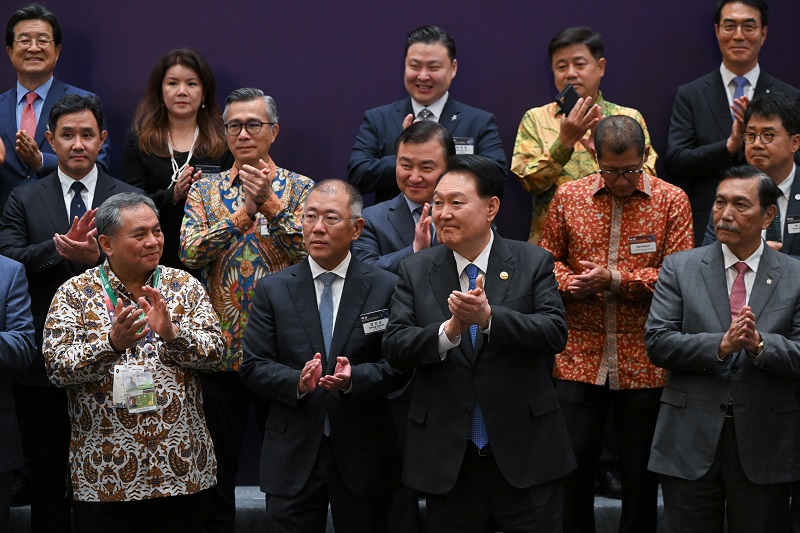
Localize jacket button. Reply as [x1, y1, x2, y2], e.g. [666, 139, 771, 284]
[465, 408, 472, 416]
[473, 371, 480, 378]
[26, 176, 32, 181]
[732, 366, 739, 373]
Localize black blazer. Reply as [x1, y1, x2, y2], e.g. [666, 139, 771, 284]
[0, 169, 141, 385]
[240, 257, 411, 497]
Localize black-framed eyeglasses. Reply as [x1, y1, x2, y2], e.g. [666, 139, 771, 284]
[14, 37, 55, 49]
[741, 131, 788, 145]
[301, 213, 358, 226]
[718, 23, 760, 36]
[597, 168, 644, 179]
[223, 121, 275, 136]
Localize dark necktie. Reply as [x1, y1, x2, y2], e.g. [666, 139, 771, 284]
[732, 77, 748, 119]
[69, 182, 87, 222]
[766, 200, 782, 243]
[465, 263, 488, 449]
[417, 108, 434, 121]
[730, 262, 748, 320]
[318, 272, 337, 360]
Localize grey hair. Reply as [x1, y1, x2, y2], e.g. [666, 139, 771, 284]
[222, 88, 279, 124]
[96, 192, 159, 238]
[305, 179, 363, 220]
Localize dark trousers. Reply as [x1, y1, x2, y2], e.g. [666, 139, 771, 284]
[556, 379, 661, 533]
[0, 471, 12, 533]
[200, 371, 269, 533]
[424, 442, 563, 533]
[388, 378, 421, 533]
[661, 417, 790, 533]
[12, 384, 71, 533]
[72, 489, 210, 533]
[266, 435, 391, 533]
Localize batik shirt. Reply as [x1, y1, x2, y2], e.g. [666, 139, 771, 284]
[539, 173, 693, 389]
[511, 94, 658, 244]
[180, 160, 313, 370]
[43, 263, 224, 501]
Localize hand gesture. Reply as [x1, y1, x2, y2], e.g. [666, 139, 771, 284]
[559, 97, 602, 149]
[446, 273, 491, 335]
[727, 95, 750, 154]
[172, 166, 202, 204]
[319, 356, 352, 391]
[138, 285, 178, 341]
[109, 299, 149, 351]
[15, 129, 42, 171]
[298, 353, 324, 394]
[719, 306, 760, 357]
[412, 203, 433, 252]
[568, 259, 611, 299]
[240, 159, 274, 216]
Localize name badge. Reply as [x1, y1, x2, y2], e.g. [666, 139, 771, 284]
[629, 234, 656, 254]
[113, 364, 157, 413]
[453, 137, 475, 155]
[787, 215, 800, 234]
[360, 309, 389, 335]
[195, 164, 221, 181]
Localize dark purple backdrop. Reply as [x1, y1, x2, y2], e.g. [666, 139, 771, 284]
[2, 0, 799, 241]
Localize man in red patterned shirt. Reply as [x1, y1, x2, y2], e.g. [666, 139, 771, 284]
[540, 115, 693, 533]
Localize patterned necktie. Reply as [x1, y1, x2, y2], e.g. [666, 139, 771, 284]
[417, 108, 434, 121]
[732, 76, 748, 119]
[20, 91, 37, 137]
[766, 200, 782, 243]
[465, 263, 488, 449]
[730, 262, 748, 320]
[69, 182, 87, 222]
[318, 272, 337, 360]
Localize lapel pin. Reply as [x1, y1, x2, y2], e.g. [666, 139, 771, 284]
[795, 194, 800, 201]
[450, 114, 458, 121]
[500, 271, 509, 280]
[767, 279, 773, 284]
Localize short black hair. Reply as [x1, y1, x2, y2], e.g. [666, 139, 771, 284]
[719, 164, 777, 213]
[6, 3, 61, 47]
[714, 0, 769, 26]
[744, 92, 800, 135]
[440, 154, 504, 201]
[595, 116, 645, 160]
[48, 94, 104, 133]
[548, 26, 603, 61]
[405, 25, 456, 61]
[395, 120, 456, 160]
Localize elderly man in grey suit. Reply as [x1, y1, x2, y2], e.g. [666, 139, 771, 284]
[645, 164, 800, 532]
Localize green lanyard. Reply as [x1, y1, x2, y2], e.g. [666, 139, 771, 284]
[98, 265, 161, 327]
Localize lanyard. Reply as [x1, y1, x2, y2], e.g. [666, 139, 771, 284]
[167, 126, 199, 187]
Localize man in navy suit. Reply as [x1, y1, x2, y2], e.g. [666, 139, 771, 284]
[0, 94, 138, 533]
[241, 179, 410, 532]
[352, 120, 454, 274]
[0, 256, 35, 532]
[348, 25, 506, 204]
[1, 3, 110, 213]
[665, 0, 798, 245]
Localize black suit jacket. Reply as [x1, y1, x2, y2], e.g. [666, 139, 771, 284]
[383, 233, 575, 494]
[0, 169, 141, 385]
[240, 257, 411, 498]
[348, 96, 507, 203]
[665, 69, 799, 244]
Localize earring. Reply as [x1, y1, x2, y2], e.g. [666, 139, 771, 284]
[201, 100, 205, 109]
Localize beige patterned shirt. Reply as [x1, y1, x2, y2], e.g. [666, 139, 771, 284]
[43, 263, 224, 501]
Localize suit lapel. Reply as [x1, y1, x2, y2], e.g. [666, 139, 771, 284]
[439, 97, 460, 133]
[37, 79, 66, 149]
[92, 170, 118, 207]
[700, 244, 732, 330]
[704, 74, 734, 140]
[39, 173, 70, 234]
[747, 246, 779, 319]
[753, 72, 774, 98]
[288, 262, 327, 361]
[0, 89, 17, 153]
[327, 260, 371, 373]
[782, 178, 800, 254]
[387, 195, 415, 248]
[393, 98, 414, 139]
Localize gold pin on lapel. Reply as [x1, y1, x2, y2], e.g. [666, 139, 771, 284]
[500, 271, 509, 280]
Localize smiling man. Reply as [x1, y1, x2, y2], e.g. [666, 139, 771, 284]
[348, 25, 506, 204]
[180, 87, 313, 532]
[0, 93, 139, 533]
[666, 0, 799, 246]
[512, 26, 659, 245]
[1, 3, 110, 214]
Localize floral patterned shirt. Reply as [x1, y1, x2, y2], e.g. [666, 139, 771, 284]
[511, 94, 658, 244]
[43, 263, 224, 501]
[180, 161, 313, 370]
[539, 173, 693, 389]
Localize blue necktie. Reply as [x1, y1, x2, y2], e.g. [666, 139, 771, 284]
[465, 263, 488, 449]
[69, 182, 86, 222]
[732, 76, 748, 119]
[318, 272, 337, 360]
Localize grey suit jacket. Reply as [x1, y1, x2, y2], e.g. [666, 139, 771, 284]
[645, 243, 800, 483]
[352, 193, 416, 274]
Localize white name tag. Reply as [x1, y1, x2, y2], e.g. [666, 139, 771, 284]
[787, 215, 800, 234]
[360, 309, 389, 335]
[453, 137, 475, 155]
[629, 234, 657, 254]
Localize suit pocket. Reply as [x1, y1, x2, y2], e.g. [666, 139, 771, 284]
[529, 389, 560, 417]
[407, 400, 427, 425]
[264, 413, 287, 434]
[772, 395, 800, 414]
[660, 387, 687, 408]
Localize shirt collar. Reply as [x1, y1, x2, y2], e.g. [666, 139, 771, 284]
[16, 76, 53, 105]
[411, 92, 449, 121]
[308, 252, 351, 281]
[720, 63, 760, 90]
[721, 240, 764, 273]
[403, 195, 424, 214]
[58, 165, 98, 197]
[591, 172, 652, 198]
[452, 231, 494, 277]
[776, 164, 796, 198]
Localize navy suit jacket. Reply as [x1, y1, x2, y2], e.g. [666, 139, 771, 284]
[240, 257, 411, 498]
[383, 233, 575, 494]
[665, 69, 798, 244]
[0, 170, 140, 386]
[348, 96, 507, 203]
[352, 193, 417, 274]
[0, 78, 111, 212]
[0, 256, 35, 474]
[646, 243, 800, 483]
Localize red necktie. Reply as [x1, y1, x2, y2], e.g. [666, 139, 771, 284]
[20, 92, 37, 137]
[729, 261, 748, 320]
